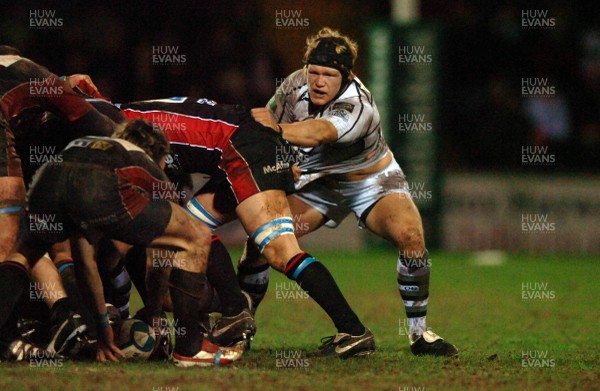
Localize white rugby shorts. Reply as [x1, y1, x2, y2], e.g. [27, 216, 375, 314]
[291, 158, 410, 228]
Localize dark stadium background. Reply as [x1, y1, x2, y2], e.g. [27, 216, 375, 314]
[2, 0, 598, 253]
[3, 0, 597, 171]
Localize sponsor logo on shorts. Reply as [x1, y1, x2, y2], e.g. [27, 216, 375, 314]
[263, 161, 290, 174]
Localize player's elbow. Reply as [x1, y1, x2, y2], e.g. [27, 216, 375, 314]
[313, 121, 338, 144]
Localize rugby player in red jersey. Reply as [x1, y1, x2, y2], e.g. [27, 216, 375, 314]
[0, 45, 116, 360]
[120, 97, 375, 358]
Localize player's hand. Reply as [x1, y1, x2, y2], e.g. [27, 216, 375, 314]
[65, 74, 98, 91]
[292, 164, 301, 182]
[251, 108, 278, 131]
[96, 324, 125, 363]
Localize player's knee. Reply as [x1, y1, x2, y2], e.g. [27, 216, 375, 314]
[261, 247, 287, 272]
[395, 226, 425, 254]
[179, 222, 212, 267]
[239, 237, 263, 267]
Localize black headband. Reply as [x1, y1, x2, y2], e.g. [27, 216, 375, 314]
[306, 37, 353, 78]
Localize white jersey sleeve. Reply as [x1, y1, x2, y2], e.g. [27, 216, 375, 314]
[266, 69, 389, 186]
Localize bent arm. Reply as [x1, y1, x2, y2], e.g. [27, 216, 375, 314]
[279, 119, 338, 147]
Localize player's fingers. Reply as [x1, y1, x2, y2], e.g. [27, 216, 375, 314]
[251, 108, 268, 119]
[292, 165, 301, 182]
[81, 75, 99, 91]
[250, 107, 267, 115]
[111, 344, 126, 359]
[96, 349, 107, 363]
[103, 347, 120, 363]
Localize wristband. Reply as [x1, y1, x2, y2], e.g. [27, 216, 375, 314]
[97, 311, 110, 329]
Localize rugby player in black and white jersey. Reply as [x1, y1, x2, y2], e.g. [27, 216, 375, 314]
[243, 28, 458, 357]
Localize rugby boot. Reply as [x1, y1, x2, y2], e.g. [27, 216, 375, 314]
[409, 329, 458, 357]
[308, 328, 375, 359]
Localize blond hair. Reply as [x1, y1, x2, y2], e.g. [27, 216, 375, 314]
[303, 27, 358, 68]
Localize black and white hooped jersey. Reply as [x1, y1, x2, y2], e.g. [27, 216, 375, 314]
[267, 69, 389, 184]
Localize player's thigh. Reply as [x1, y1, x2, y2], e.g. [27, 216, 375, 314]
[148, 202, 211, 255]
[0, 176, 26, 200]
[364, 193, 425, 250]
[287, 194, 326, 238]
[235, 189, 291, 233]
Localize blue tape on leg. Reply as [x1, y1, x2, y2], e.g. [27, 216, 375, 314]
[292, 257, 318, 280]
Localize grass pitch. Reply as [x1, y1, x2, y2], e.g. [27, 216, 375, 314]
[1, 249, 598, 390]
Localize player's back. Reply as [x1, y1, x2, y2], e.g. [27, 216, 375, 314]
[120, 97, 251, 151]
[60, 136, 159, 175]
[0, 55, 52, 119]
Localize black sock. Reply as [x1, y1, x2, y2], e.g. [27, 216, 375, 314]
[56, 260, 85, 314]
[49, 297, 74, 326]
[206, 236, 245, 316]
[104, 262, 132, 319]
[0, 261, 29, 332]
[284, 253, 365, 336]
[55, 259, 98, 338]
[125, 245, 148, 304]
[169, 269, 215, 356]
[237, 238, 270, 311]
[0, 308, 21, 344]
